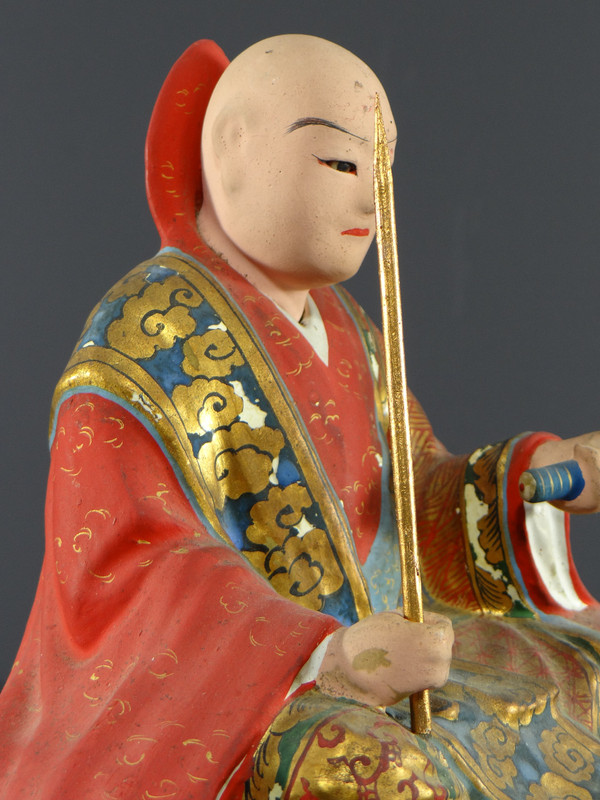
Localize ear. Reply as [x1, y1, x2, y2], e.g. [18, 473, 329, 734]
[210, 106, 248, 195]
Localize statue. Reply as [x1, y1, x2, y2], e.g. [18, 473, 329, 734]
[2, 34, 600, 799]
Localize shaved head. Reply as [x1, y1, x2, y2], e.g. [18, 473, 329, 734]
[202, 34, 394, 141]
[202, 35, 395, 173]
[198, 34, 396, 319]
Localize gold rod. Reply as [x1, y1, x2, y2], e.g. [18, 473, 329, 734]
[373, 95, 431, 735]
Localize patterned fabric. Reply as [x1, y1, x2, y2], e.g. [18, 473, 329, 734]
[1, 393, 338, 798]
[247, 690, 461, 799]
[2, 249, 600, 799]
[248, 608, 600, 798]
[249, 637, 600, 800]
[56, 250, 390, 622]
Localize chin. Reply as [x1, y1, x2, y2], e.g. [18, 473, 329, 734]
[283, 254, 364, 290]
[329, 260, 363, 284]
[307, 265, 362, 289]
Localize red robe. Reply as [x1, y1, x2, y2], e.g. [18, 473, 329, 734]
[0, 251, 425, 796]
[1, 246, 596, 798]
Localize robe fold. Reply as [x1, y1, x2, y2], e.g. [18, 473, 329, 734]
[2, 248, 600, 799]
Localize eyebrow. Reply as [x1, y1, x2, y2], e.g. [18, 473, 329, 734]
[285, 117, 369, 142]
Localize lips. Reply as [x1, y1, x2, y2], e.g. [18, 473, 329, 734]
[341, 228, 370, 237]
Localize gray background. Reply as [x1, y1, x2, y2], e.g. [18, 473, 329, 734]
[2, 1, 599, 685]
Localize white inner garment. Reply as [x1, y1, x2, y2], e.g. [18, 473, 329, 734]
[287, 633, 334, 696]
[278, 294, 329, 366]
[525, 501, 586, 610]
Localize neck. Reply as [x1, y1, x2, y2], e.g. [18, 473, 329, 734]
[197, 205, 309, 321]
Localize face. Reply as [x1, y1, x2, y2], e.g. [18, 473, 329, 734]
[203, 48, 397, 293]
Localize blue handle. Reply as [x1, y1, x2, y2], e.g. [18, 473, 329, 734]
[519, 459, 585, 503]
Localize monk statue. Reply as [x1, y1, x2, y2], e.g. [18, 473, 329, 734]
[2, 34, 600, 799]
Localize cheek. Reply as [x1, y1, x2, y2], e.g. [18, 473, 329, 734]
[295, 171, 357, 227]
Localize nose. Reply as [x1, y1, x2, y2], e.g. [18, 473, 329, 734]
[358, 164, 375, 217]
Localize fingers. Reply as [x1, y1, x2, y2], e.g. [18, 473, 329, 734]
[316, 611, 454, 707]
[528, 435, 600, 513]
[423, 610, 454, 629]
[574, 442, 600, 465]
[573, 443, 600, 512]
[393, 608, 452, 627]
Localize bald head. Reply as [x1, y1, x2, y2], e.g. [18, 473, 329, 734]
[203, 35, 393, 143]
[198, 34, 396, 318]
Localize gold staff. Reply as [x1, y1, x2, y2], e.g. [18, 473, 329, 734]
[373, 95, 432, 735]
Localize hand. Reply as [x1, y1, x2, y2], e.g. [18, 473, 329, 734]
[316, 610, 453, 707]
[530, 433, 600, 513]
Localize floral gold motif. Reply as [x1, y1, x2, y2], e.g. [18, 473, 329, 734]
[462, 443, 530, 616]
[247, 689, 466, 799]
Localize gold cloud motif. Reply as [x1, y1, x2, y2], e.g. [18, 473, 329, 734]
[471, 720, 518, 791]
[182, 329, 244, 378]
[246, 484, 312, 550]
[105, 271, 151, 303]
[245, 527, 343, 611]
[539, 728, 594, 783]
[198, 422, 284, 509]
[107, 277, 202, 360]
[526, 772, 592, 800]
[173, 379, 243, 435]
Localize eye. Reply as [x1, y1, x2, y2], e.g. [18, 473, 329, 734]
[313, 156, 357, 175]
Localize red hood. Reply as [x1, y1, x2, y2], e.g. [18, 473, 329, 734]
[145, 40, 229, 255]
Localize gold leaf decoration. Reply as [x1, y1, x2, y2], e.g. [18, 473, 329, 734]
[172, 379, 243, 435]
[182, 329, 244, 378]
[107, 277, 202, 359]
[198, 422, 284, 509]
[246, 484, 311, 550]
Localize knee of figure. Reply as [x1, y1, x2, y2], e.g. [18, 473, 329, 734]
[247, 692, 451, 800]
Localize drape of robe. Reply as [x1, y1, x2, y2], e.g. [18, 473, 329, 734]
[2, 246, 599, 799]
